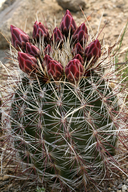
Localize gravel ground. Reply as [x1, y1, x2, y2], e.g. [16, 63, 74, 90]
[0, 175, 128, 192]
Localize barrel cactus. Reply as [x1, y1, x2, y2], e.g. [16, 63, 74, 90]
[1, 9, 128, 191]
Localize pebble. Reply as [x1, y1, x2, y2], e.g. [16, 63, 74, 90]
[122, 184, 128, 191]
[118, 183, 123, 189]
[103, 13, 108, 17]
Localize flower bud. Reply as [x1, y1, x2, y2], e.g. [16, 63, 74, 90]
[51, 27, 64, 47]
[43, 54, 53, 67]
[84, 39, 101, 63]
[33, 21, 49, 44]
[72, 23, 88, 45]
[65, 59, 84, 83]
[18, 52, 39, 75]
[59, 9, 77, 38]
[43, 55, 63, 81]
[72, 42, 84, 56]
[10, 25, 30, 51]
[73, 54, 84, 65]
[26, 42, 40, 57]
[44, 44, 52, 55]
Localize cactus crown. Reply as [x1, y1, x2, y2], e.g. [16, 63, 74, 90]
[1, 9, 128, 192]
[10, 9, 101, 84]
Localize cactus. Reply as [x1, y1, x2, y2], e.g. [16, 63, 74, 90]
[0, 10, 128, 192]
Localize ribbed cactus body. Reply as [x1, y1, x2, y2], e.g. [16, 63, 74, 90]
[11, 70, 118, 189]
[1, 9, 126, 191]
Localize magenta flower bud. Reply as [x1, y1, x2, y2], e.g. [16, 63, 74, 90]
[59, 9, 77, 38]
[33, 21, 49, 43]
[44, 44, 52, 55]
[84, 39, 101, 63]
[51, 27, 64, 47]
[10, 25, 30, 51]
[65, 59, 84, 83]
[26, 42, 40, 57]
[43, 54, 53, 67]
[46, 59, 63, 81]
[18, 52, 39, 75]
[72, 42, 84, 56]
[72, 23, 88, 45]
[73, 54, 84, 65]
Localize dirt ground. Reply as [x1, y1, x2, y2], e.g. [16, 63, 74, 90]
[0, 0, 128, 191]
[41, 0, 128, 53]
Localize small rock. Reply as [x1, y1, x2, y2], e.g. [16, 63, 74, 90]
[122, 184, 128, 191]
[116, 190, 121, 192]
[103, 13, 108, 17]
[0, 174, 10, 180]
[118, 183, 123, 189]
[104, 19, 109, 25]
[123, 179, 128, 185]
[116, 4, 124, 9]
[56, 0, 86, 12]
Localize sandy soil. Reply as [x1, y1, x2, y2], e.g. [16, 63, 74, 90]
[41, 0, 128, 52]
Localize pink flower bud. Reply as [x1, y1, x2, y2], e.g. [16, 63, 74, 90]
[43, 54, 53, 67]
[84, 39, 101, 63]
[72, 42, 84, 56]
[43, 55, 63, 81]
[44, 44, 52, 55]
[72, 23, 88, 45]
[65, 59, 84, 83]
[59, 10, 77, 38]
[51, 27, 64, 47]
[18, 52, 39, 75]
[33, 21, 49, 43]
[26, 42, 40, 57]
[10, 25, 30, 51]
[73, 54, 84, 65]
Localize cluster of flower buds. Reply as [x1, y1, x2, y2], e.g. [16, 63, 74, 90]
[10, 10, 101, 84]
